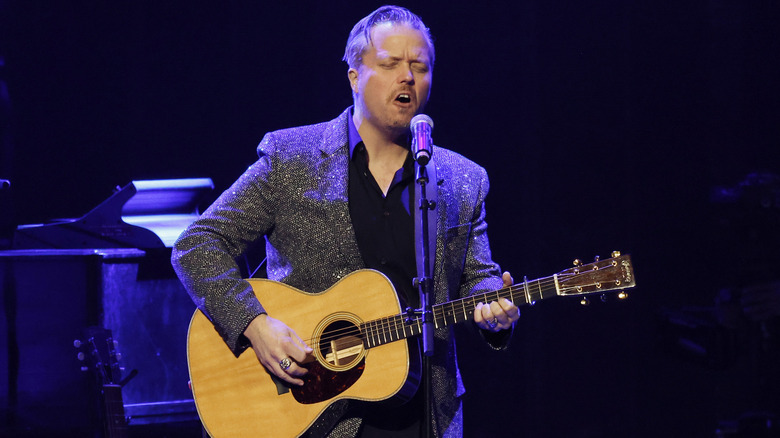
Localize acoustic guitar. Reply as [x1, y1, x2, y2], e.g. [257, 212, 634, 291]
[187, 252, 636, 437]
[75, 327, 129, 438]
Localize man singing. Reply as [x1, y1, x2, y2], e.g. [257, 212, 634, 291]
[173, 5, 519, 437]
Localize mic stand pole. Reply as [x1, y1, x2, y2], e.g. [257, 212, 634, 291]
[414, 161, 435, 438]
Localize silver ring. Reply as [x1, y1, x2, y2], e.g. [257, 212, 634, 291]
[487, 317, 498, 329]
[279, 357, 292, 371]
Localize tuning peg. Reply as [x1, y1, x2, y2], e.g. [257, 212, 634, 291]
[618, 291, 629, 300]
[580, 297, 590, 306]
[77, 352, 85, 361]
[611, 250, 621, 258]
[600, 294, 608, 303]
[594, 255, 600, 262]
[573, 259, 581, 266]
[73, 339, 82, 348]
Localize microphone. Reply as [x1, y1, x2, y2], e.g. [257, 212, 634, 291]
[410, 114, 434, 166]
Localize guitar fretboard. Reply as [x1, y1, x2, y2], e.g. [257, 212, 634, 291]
[361, 275, 559, 348]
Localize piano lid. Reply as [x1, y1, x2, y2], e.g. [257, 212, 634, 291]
[14, 178, 214, 249]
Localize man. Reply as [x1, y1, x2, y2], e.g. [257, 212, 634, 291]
[172, 5, 519, 437]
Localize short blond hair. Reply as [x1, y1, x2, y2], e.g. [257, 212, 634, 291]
[343, 5, 435, 69]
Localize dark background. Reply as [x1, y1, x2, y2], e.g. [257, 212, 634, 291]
[1, 1, 779, 437]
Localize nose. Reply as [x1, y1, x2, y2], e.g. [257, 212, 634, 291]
[398, 64, 415, 84]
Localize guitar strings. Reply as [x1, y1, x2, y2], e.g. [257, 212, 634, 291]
[302, 270, 615, 349]
[309, 274, 616, 345]
[290, 261, 622, 353]
[299, 274, 582, 348]
[301, 271, 612, 348]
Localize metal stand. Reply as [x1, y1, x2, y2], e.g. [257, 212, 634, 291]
[414, 162, 436, 438]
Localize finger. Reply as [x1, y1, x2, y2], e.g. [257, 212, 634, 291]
[271, 358, 305, 386]
[473, 302, 490, 329]
[481, 302, 495, 321]
[502, 271, 514, 288]
[473, 302, 486, 324]
[287, 333, 313, 362]
[279, 359, 308, 378]
[489, 301, 507, 323]
[479, 302, 500, 331]
[499, 298, 521, 322]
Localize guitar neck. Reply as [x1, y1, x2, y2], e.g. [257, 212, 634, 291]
[361, 253, 635, 349]
[362, 275, 557, 349]
[102, 384, 129, 438]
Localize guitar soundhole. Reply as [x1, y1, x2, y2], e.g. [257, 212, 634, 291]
[318, 319, 364, 369]
[292, 318, 366, 404]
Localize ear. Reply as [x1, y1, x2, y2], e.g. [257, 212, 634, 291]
[348, 68, 359, 94]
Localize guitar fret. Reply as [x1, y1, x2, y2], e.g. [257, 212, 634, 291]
[465, 296, 475, 322]
[450, 303, 459, 324]
[533, 279, 541, 301]
[370, 320, 378, 347]
[362, 321, 371, 348]
[387, 318, 393, 343]
[389, 316, 396, 343]
[389, 316, 396, 342]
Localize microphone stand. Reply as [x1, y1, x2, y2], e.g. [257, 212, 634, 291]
[414, 160, 435, 438]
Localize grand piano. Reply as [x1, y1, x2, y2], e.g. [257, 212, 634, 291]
[1, 178, 213, 436]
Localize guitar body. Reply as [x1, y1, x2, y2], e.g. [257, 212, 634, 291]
[187, 269, 418, 438]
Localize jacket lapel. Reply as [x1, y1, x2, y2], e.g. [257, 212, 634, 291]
[319, 109, 364, 272]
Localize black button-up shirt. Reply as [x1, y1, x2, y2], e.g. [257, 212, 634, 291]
[346, 114, 424, 436]
[347, 114, 419, 309]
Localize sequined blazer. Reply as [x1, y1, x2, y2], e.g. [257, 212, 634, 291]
[172, 107, 504, 437]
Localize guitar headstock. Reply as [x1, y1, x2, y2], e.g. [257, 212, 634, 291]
[556, 251, 636, 303]
[74, 326, 132, 436]
[74, 326, 123, 385]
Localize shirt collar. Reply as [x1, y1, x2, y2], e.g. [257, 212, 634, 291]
[348, 108, 414, 160]
[347, 108, 362, 160]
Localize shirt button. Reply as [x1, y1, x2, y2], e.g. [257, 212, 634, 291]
[383, 211, 390, 216]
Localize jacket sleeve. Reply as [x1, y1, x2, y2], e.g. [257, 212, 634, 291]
[458, 166, 514, 350]
[171, 140, 277, 355]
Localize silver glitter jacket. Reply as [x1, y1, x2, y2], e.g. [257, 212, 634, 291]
[171, 107, 505, 437]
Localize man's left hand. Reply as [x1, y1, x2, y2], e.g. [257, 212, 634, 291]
[474, 271, 520, 332]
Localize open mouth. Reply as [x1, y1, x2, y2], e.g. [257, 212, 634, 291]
[395, 93, 411, 104]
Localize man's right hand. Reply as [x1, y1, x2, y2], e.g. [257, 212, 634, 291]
[243, 314, 313, 386]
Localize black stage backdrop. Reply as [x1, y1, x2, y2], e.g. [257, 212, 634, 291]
[2, 1, 779, 437]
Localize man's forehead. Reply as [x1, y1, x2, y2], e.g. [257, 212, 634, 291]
[368, 23, 432, 60]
